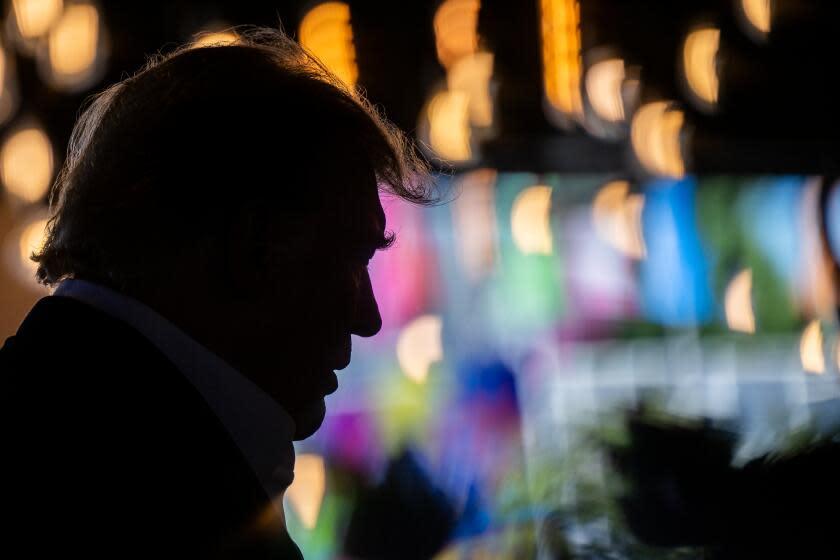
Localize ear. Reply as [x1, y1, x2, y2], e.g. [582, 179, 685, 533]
[223, 203, 271, 301]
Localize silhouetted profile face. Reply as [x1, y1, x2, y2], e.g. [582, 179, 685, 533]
[224, 155, 387, 440]
[29, 38, 431, 440]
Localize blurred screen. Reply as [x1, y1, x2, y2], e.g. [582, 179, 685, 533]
[282, 172, 840, 558]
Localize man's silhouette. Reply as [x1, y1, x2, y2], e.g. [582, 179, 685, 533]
[0, 28, 431, 558]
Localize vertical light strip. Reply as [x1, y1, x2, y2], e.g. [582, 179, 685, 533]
[540, 0, 583, 117]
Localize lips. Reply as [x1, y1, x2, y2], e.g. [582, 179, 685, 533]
[332, 340, 352, 371]
[323, 371, 339, 395]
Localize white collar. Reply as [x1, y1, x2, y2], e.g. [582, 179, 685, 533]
[54, 278, 296, 500]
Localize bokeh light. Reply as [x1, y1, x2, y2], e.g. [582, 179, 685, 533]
[2, 209, 49, 291]
[741, 0, 771, 36]
[451, 169, 498, 281]
[285, 453, 326, 530]
[9, 0, 63, 40]
[725, 268, 755, 333]
[299, 2, 358, 89]
[426, 89, 472, 162]
[433, 0, 480, 70]
[800, 320, 825, 374]
[0, 35, 18, 126]
[511, 184, 553, 255]
[396, 314, 443, 383]
[44, 2, 102, 91]
[17, 217, 47, 273]
[591, 180, 646, 259]
[0, 125, 54, 203]
[631, 101, 685, 178]
[585, 57, 626, 123]
[682, 26, 720, 109]
[447, 51, 494, 128]
[190, 29, 239, 48]
[540, 0, 583, 119]
[0, 40, 6, 85]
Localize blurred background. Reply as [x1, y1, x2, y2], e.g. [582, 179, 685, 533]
[3, 0, 840, 558]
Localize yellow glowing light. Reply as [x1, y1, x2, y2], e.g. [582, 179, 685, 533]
[434, 0, 480, 70]
[742, 0, 771, 35]
[725, 269, 755, 334]
[285, 454, 326, 530]
[683, 27, 720, 106]
[452, 169, 498, 280]
[631, 101, 685, 178]
[190, 30, 239, 49]
[801, 320, 825, 374]
[511, 185, 553, 255]
[11, 0, 63, 39]
[592, 180, 646, 259]
[47, 3, 100, 86]
[585, 58, 626, 122]
[299, 2, 358, 89]
[447, 51, 494, 128]
[396, 315, 443, 383]
[540, 0, 583, 117]
[17, 217, 48, 274]
[427, 89, 472, 161]
[1, 126, 54, 203]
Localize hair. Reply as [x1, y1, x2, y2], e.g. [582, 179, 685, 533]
[33, 26, 433, 290]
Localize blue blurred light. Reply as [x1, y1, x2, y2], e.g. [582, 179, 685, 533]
[640, 177, 715, 326]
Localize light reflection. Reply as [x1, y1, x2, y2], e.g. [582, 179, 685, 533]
[396, 314, 443, 383]
[683, 27, 720, 108]
[433, 0, 480, 70]
[585, 57, 626, 122]
[427, 89, 472, 162]
[46, 2, 101, 90]
[299, 2, 358, 89]
[801, 320, 825, 374]
[725, 268, 755, 333]
[452, 169, 498, 280]
[0, 125, 54, 203]
[741, 0, 771, 35]
[285, 453, 326, 530]
[591, 180, 645, 259]
[540, 0, 583, 118]
[511, 185, 553, 255]
[10, 0, 63, 39]
[631, 101, 685, 178]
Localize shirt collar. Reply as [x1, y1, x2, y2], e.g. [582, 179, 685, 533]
[54, 278, 296, 499]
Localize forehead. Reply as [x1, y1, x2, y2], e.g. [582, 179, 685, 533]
[317, 161, 386, 242]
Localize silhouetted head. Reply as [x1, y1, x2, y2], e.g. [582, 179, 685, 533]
[33, 27, 434, 439]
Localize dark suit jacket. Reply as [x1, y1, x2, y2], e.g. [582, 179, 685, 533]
[1, 296, 303, 558]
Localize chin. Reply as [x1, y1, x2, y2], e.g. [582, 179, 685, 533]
[291, 398, 327, 440]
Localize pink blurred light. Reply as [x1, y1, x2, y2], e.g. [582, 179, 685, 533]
[368, 195, 439, 331]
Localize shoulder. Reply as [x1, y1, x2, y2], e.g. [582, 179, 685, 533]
[1, 297, 297, 557]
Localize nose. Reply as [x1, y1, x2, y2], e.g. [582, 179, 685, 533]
[351, 269, 382, 337]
